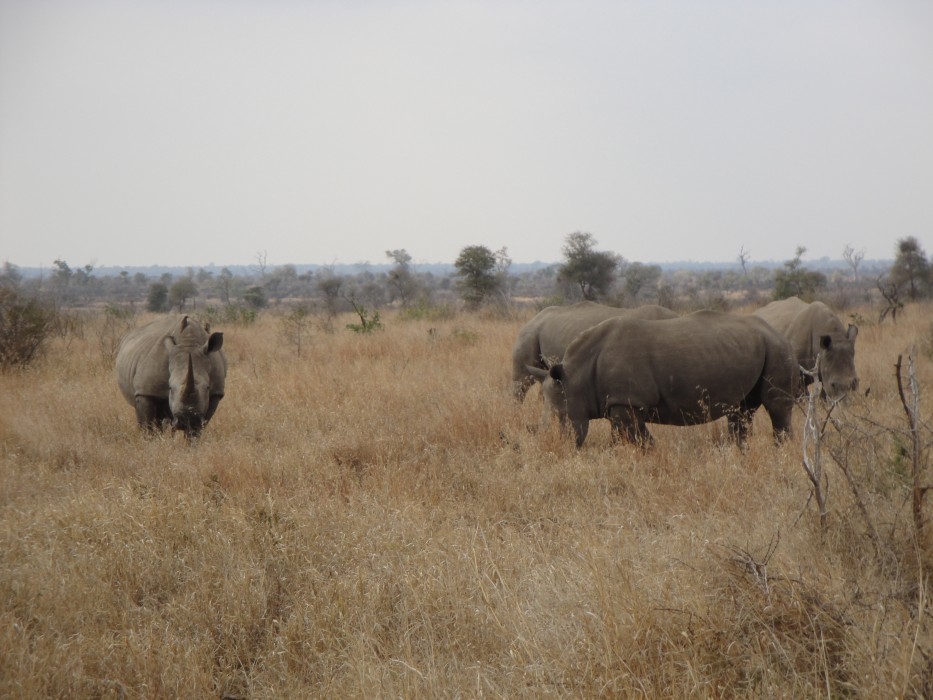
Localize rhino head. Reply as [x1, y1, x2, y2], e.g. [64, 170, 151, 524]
[164, 321, 224, 438]
[526, 363, 588, 444]
[818, 324, 859, 402]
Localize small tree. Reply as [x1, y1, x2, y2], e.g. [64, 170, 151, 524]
[737, 246, 751, 278]
[169, 277, 199, 311]
[557, 232, 619, 301]
[345, 295, 383, 334]
[316, 275, 343, 320]
[454, 245, 500, 309]
[243, 285, 268, 310]
[842, 244, 865, 281]
[146, 283, 170, 312]
[623, 262, 662, 303]
[773, 246, 826, 300]
[890, 236, 930, 301]
[281, 304, 312, 356]
[386, 249, 419, 307]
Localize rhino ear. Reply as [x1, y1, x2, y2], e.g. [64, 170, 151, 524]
[847, 324, 858, 341]
[549, 364, 566, 383]
[206, 332, 224, 354]
[180, 315, 190, 331]
[819, 335, 832, 350]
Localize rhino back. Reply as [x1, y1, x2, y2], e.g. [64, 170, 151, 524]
[514, 302, 675, 372]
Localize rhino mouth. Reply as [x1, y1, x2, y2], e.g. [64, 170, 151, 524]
[172, 411, 205, 435]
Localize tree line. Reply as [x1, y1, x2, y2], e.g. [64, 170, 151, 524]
[1, 234, 927, 314]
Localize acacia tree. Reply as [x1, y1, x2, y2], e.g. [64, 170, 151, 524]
[890, 236, 930, 301]
[557, 232, 619, 301]
[454, 245, 500, 309]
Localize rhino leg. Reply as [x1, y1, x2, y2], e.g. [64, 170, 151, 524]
[727, 409, 754, 447]
[765, 406, 794, 442]
[134, 395, 172, 433]
[608, 405, 652, 447]
[204, 394, 224, 426]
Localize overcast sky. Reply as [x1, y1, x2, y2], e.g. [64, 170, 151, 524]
[1, 1, 931, 270]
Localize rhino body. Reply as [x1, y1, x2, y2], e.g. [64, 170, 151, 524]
[511, 301, 677, 401]
[753, 296, 858, 401]
[116, 315, 226, 438]
[530, 311, 797, 447]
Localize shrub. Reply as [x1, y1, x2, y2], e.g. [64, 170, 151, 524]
[0, 288, 57, 369]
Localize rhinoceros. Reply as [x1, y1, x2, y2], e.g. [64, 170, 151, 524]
[753, 296, 858, 401]
[511, 301, 678, 401]
[116, 315, 227, 438]
[527, 311, 797, 447]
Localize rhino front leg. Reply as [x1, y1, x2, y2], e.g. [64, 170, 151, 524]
[135, 395, 171, 433]
[204, 394, 224, 425]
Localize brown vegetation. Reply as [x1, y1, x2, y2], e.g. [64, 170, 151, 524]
[1, 303, 932, 697]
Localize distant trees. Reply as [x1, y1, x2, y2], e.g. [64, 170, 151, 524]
[557, 232, 619, 301]
[773, 247, 826, 300]
[454, 245, 501, 309]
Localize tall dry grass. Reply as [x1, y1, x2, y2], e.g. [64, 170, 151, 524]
[1, 303, 932, 698]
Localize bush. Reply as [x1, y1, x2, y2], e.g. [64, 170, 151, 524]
[0, 288, 57, 369]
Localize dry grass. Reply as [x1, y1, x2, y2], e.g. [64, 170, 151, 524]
[2, 303, 933, 698]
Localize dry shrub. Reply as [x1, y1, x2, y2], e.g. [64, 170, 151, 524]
[2, 304, 933, 697]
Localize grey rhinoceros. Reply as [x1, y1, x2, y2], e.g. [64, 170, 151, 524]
[116, 315, 227, 438]
[753, 296, 858, 401]
[527, 311, 798, 447]
[511, 301, 678, 401]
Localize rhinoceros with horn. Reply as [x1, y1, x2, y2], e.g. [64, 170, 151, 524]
[753, 296, 858, 401]
[527, 311, 798, 447]
[511, 301, 678, 401]
[116, 315, 227, 438]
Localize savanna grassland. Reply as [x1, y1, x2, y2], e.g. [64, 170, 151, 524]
[1, 302, 933, 698]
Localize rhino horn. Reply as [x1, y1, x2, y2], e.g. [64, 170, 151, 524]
[182, 353, 197, 402]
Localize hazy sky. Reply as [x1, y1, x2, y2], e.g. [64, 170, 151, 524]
[1, 1, 931, 269]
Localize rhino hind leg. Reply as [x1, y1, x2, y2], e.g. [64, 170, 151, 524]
[727, 409, 754, 448]
[608, 405, 653, 447]
[135, 395, 172, 433]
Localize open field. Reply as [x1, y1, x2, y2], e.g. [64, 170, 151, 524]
[2, 302, 933, 698]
